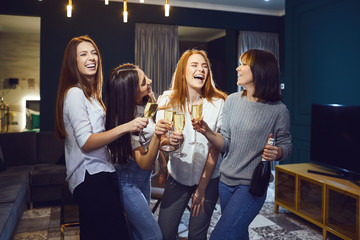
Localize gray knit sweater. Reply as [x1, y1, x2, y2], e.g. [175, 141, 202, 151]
[219, 92, 292, 186]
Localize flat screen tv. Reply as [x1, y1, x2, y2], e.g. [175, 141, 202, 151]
[310, 104, 360, 184]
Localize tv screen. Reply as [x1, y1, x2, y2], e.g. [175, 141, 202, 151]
[310, 104, 360, 180]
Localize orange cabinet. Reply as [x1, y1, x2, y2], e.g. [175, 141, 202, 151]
[275, 163, 360, 240]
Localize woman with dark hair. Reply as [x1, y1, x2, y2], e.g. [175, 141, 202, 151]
[156, 49, 227, 240]
[105, 63, 169, 240]
[193, 49, 293, 240]
[55, 36, 146, 240]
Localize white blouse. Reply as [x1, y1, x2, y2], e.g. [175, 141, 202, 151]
[63, 87, 115, 194]
[156, 91, 224, 186]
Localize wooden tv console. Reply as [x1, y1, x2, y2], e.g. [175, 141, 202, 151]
[275, 163, 360, 240]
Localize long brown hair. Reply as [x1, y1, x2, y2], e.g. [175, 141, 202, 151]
[105, 64, 139, 164]
[169, 49, 227, 110]
[55, 35, 105, 139]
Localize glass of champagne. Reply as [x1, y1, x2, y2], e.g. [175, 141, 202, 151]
[189, 97, 203, 145]
[160, 109, 176, 152]
[173, 112, 187, 158]
[140, 93, 158, 150]
[143, 99, 158, 119]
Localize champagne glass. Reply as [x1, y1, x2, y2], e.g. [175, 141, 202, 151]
[143, 98, 158, 119]
[139, 92, 158, 150]
[160, 108, 176, 152]
[189, 99, 203, 145]
[173, 112, 187, 158]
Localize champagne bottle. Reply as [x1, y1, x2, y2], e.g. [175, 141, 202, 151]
[249, 138, 275, 197]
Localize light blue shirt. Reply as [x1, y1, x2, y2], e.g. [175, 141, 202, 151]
[63, 87, 115, 194]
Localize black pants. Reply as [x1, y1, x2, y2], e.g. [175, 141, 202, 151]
[158, 175, 219, 240]
[73, 171, 129, 240]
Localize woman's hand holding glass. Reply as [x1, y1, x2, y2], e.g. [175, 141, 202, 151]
[154, 119, 172, 137]
[127, 117, 149, 133]
[168, 131, 184, 147]
[192, 117, 224, 150]
[191, 116, 208, 135]
[160, 109, 176, 152]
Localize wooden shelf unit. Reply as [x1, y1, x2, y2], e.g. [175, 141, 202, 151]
[275, 163, 360, 240]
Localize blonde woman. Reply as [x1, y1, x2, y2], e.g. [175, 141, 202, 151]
[156, 49, 227, 240]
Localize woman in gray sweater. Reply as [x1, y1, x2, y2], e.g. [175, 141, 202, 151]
[193, 49, 292, 240]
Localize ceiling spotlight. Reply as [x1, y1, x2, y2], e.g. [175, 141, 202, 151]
[123, 0, 128, 23]
[67, 0, 72, 18]
[165, 0, 170, 17]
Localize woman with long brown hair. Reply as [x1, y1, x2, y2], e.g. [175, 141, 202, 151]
[55, 36, 146, 240]
[105, 63, 170, 240]
[156, 49, 227, 240]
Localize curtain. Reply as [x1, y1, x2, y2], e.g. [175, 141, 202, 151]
[135, 23, 179, 96]
[237, 31, 279, 92]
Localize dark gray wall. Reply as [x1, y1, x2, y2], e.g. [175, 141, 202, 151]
[283, 0, 360, 164]
[0, 0, 283, 131]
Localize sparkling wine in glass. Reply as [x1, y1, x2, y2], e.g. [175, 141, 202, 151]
[160, 109, 176, 152]
[144, 101, 158, 118]
[139, 93, 158, 151]
[173, 112, 187, 158]
[189, 100, 203, 145]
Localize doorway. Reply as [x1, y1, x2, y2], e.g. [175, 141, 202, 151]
[0, 14, 41, 132]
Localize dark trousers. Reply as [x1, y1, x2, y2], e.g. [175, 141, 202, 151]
[158, 175, 219, 240]
[73, 171, 129, 240]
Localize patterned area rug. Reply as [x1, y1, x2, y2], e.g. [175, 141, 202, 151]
[13, 180, 342, 240]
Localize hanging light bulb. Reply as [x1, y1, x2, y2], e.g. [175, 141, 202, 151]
[139, 0, 144, 2]
[123, 0, 128, 23]
[67, 0, 72, 18]
[105, 0, 109, 5]
[165, 0, 170, 17]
